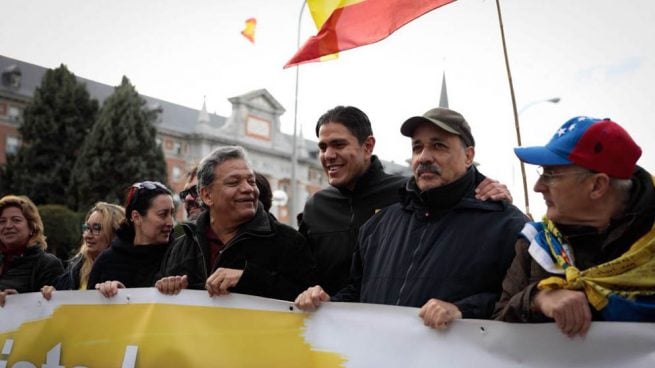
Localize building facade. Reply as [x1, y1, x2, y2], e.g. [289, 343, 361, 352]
[0, 55, 410, 225]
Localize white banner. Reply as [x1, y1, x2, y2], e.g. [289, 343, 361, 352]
[0, 289, 653, 367]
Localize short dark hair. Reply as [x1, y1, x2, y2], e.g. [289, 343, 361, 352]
[255, 172, 272, 212]
[315, 106, 373, 144]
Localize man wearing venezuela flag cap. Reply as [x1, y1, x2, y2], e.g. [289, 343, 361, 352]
[494, 116, 655, 337]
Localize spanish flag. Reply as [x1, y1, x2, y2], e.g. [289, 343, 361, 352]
[285, 0, 456, 68]
[241, 18, 257, 44]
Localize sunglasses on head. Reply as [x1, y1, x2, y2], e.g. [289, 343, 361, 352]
[179, 185, 198, 201]
[126, 181, 169, 208]
[133, 181, 167, 191]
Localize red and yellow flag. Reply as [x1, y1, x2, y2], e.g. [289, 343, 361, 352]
[241, 17, 257, 44]
[285, 0, 456, 68]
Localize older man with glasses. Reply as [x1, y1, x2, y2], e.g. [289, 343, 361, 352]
[494, 116, 655, 337]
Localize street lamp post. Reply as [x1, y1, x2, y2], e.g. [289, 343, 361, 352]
[290, 1, 307, 227]
[516, 97, 561, 216]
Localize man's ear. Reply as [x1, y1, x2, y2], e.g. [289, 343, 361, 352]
[464, 146, 475, 168]
[363, 135, 376, 157]
[589, 173, 611, 200]
[200, 186, 212, 207]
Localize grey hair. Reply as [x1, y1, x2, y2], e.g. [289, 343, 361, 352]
[610, 177, 633, 205]
[197, 146, 250, 193]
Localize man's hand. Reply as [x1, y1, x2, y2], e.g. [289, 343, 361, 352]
[155, 275, 189, 295]
[533, 289, 592, 338]
[95, 280, 125, 298]
[41, 285, 56, 300]
[294, 285, 330, 311]
[475, 177, 513, 203]
[206, 268, 243, 296]
[418, 298, 462, 329]
[0, 289, 17, 307]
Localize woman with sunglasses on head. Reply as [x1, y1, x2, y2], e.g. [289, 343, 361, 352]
[89, 181, 175, 298]
[41, 202, 125, 300]
[0, 195, 64, 307]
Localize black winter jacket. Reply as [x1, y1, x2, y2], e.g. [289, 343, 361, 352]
[300, 155, 406, 294]
[0, 245, 63, 293]
[87, 229, 169, 289]
[160, 205, 317, 301]
[52, 254, 84, 290]
[333, 167, 527, 319]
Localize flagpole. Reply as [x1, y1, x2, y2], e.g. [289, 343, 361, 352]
[290, 0, 307, 226]
[494, 0, 530, 217]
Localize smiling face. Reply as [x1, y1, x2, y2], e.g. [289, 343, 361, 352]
[318, 122, 374, 191]
[0, 206, 31, 250]
[201, 158, 260, 227]
[410, 122, 474, 191]
[83, 210, 111, 259]
[132, 194, 175, 245]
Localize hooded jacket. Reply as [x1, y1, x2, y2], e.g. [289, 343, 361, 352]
[493, 166, 655, 322]
[333, 167, 527, 319]
[300, 155, 407, 294]
[87, 228, 169, 289]
[160, 205, 317, 301]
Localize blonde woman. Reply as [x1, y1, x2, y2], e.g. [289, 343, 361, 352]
[0, 195, 64, 306]
[41, 202, 125, 300]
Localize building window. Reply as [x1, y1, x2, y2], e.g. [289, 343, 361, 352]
[6, 136, 21, 155]
[173, 142, 182, 155]
[172, 165, 182, 181]
[7, 106, 20, 122]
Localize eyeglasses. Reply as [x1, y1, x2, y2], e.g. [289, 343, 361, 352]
[179, 185, 198, 201]
[82, 223, 102, 236]
[536, 167, 592, 185]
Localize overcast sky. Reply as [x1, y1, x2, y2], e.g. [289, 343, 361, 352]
[2, 0, 654, 217]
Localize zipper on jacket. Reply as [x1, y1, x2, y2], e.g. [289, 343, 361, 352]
[396, 220, 429, 305]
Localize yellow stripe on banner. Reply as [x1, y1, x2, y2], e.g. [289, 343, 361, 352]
[0, 304, 345, 367]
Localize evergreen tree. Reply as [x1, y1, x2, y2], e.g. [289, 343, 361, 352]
[70, 76, 168, 210]
[1, 65, 98, 204]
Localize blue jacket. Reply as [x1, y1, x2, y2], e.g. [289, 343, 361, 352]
[333, 167, 527, 319]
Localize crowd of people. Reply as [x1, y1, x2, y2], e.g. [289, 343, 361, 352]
[1, 106, 653, 338]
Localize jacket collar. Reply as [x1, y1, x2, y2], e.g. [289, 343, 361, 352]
[337, 155, 387, 195]
[188, 203, 274, 240]
[401, 166, 506, 213]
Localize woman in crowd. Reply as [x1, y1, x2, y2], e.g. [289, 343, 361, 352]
[0, 195, 63, 306]
[41, 202, 125, 299]
[89, 181, 175, 298]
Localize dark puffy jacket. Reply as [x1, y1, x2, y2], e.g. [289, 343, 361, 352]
[300, 155, 406, 294]
[160, 205, 317, 301]
[494, 166, 655, 322]
[87, 230, 169, 289]
[333, 167, 527, 319]
[0, 245, 63, 293]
